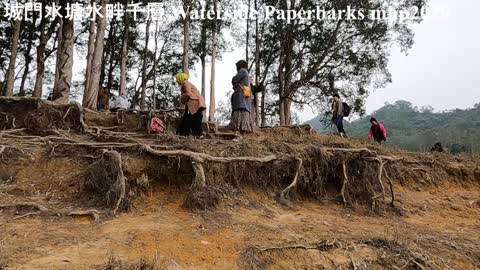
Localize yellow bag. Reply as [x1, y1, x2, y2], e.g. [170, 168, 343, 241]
[240, 83, 251, 97]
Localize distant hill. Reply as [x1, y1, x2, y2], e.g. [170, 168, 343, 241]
[307, 100, 480, 154]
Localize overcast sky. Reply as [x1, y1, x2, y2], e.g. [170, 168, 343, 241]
[188, 0, 480, 122]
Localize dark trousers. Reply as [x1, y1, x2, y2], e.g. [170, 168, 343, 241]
[372, 126, 386, 143]
[335, 116, 345, 134]
[177, 108, 204, 136]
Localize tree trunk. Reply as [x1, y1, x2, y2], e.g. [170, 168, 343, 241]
[246, 0, 250, 64]
[208, 0, 217, 123]
[140, 18, 151, 110]
[101, 17, 117, 89]
[84, 0, 95, 97]
[19, 15, 37, 96]
[254, 0, 261, 126]
[53, 19, 63, 94]
[4, 19, 22, 97]
[182, 0, 191, 74]
[83, 0, 107, 109]
[33, 7, 59, 98]
[52, 0, 74, 104]
[200, 56, 206, 98]
[152, 21, 159, 110]
[278, 42, 285, 126]
[119, 1, 128, 96]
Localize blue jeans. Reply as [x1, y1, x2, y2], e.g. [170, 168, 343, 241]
[335, 116, 345, 134]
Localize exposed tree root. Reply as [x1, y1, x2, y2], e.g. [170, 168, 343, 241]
[280, 158, 303, 199]
[0, 202, 100, 221]
[141, 145, 277, 163]
[102, 150, 126, 215]
[254, 239, 340, 252]
[383, 168, 395, 206]
[341, 161, 349, 205]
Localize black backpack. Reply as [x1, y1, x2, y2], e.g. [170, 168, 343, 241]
[342, 102, 351, 117]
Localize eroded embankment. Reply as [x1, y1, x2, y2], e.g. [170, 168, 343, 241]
[0, 103, 479, 269]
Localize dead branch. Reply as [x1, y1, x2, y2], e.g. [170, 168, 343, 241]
[12, 212, 40, 220]
[280, 158, 303, 199]
[324, 147, 377, 155]
[66, 209, 100, 221]
[0, 202, 49, 212]
[255, 239, 339, 252]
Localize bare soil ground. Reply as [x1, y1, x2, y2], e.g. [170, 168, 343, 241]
[0, 100, 479, 270]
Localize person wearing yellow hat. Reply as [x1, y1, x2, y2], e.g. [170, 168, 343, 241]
[176, 73, 206, 137]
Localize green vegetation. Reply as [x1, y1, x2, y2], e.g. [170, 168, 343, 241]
[308, 100, 480, 154]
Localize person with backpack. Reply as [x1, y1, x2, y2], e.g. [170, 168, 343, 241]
[228, 60, 253, 133]
[332, 93, 348, 137]
[175, 73, 206, 137]
[368, 117, 387, 144]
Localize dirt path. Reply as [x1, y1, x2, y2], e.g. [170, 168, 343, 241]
[1, 182, 478, 269]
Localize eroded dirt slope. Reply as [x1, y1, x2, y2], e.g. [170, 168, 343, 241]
[1, 122, 479, 269]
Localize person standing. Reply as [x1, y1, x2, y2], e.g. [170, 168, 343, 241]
[368, 117, 387, 144]
[175, 73, 206, 137]
[228, 60, 253, 133]
[332, 93, 346, 137]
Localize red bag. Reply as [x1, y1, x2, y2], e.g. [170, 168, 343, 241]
[148, 117, 165, 134]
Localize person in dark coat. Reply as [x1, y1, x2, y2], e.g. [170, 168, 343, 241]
[430, 142, 444, 152]
[228, 60, 253, 133]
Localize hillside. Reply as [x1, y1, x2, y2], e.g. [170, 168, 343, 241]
[1, 98, 479, 269]
[308, 100, 480, 154]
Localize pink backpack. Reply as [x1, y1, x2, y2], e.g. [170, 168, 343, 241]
[148, 117, 165, 134]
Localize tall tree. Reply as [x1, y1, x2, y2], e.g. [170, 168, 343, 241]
[182, 0, 192, 74]
[52, 0, 74, 104]
[83, 0, 107, 109]
[140, 18, 151, 110]
[4, 19, 22, 96]
[152, 21, 160, 110]
[119, 0, 129, 96]
[208, 0, 218, 122]
[254, 0, 261, 126]
[19, 15, 38, 96]
[33, 0, 59, 98]
[84, 0, 96, 99]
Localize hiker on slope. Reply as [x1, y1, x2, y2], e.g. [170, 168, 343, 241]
[332, 93, 346, 137]
[368, 117, 387, 144]
[176, 73, 206, 137]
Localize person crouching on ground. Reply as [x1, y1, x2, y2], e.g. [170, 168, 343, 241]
[332, 93, 346, 137]
[228, 60, 253, 133]
[97, 87, 110, 111]
[368, 117, 387, 144]
[110, 92, 129, 112]
[176, 73, 206, 137]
